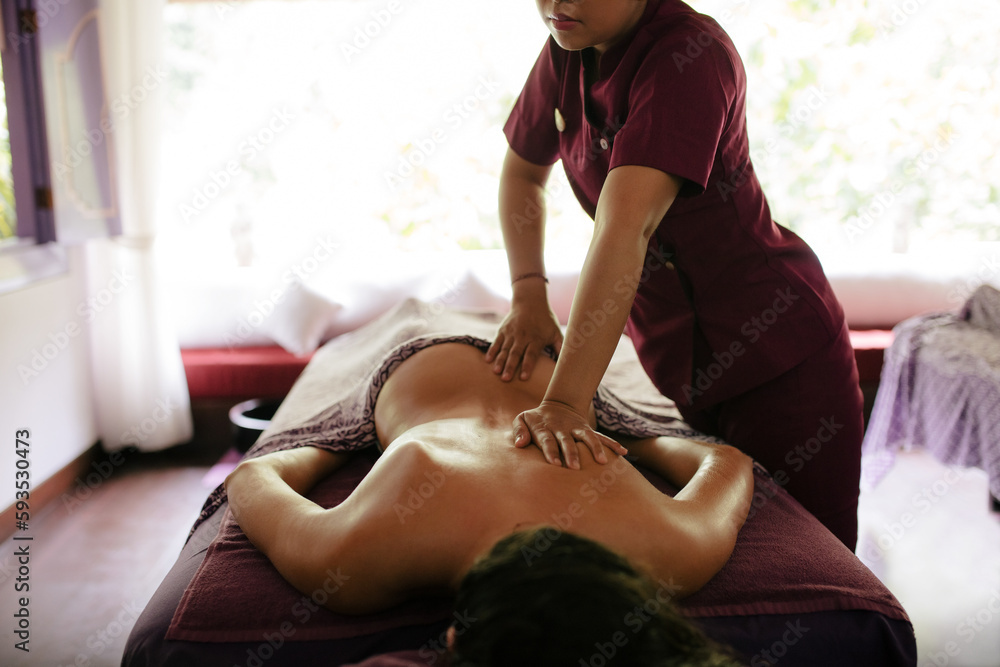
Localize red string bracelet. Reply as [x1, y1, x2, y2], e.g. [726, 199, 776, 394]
[511, 272, 549, 285]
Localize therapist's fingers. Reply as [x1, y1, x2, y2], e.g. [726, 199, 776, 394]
[499, 340, 528, 382]
[556, 430, 581, 470]
[484, 332, 505, 364]
[512, 414, 538, 451]
[488, 336, 514, 376]
[596, 431, 629, 457]
[534, 428, 564, 467]
[575, 429, 608, 465]
[518, 344, 540, 381]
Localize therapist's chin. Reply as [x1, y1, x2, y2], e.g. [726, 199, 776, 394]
[547, 30, 594, 52]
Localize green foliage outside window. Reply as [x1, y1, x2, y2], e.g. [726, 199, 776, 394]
[0, 60, 17, 241]
[159, 1, 999, 272]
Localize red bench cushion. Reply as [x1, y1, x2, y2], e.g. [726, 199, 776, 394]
[183, 330, 893, 400]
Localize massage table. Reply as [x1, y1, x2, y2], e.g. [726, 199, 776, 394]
[123, 299, 917, 666]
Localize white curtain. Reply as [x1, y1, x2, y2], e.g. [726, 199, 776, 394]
[85, 0, 192, 452]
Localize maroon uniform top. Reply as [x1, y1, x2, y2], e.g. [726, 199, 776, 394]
[503, 0, 845, 408]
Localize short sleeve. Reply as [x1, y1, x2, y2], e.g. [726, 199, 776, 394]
[503, 38, 563, 166]
[608, 29, 737, 194]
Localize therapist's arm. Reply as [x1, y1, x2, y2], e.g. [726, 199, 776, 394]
[513, 165, 682, 469]
[485, 148, 564, 382]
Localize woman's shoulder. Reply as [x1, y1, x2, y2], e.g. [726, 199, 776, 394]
[636, 2, 740, 64]
[625, 4, 743, 88]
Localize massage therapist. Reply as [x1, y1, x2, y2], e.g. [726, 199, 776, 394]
[485, 0, 864, 549]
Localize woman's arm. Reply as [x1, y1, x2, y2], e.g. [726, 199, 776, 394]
[627, 434, 754, 548]
[625, 435, 755, 590]
[485, 148, 565, 382]
[513, 165, 682, 469]
[225, 447, 353, 599]
[624, 436, 754, 522]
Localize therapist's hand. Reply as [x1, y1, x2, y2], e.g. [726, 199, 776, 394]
[513, 401, 628, 470]
[485, 299, 563, 381]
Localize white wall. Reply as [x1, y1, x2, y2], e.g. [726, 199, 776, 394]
[0, 247, 97, 509]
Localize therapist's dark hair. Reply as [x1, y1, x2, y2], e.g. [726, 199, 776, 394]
[448, 527, 740, 667]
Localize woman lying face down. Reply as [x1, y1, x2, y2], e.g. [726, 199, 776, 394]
[224, 343, 752, 665]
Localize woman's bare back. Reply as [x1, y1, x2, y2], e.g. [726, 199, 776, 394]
[341, 343, 685, 597]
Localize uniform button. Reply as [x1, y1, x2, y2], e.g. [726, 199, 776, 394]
[599, 138, 609, 151]
[554, 108, 566, 133]
[664, 261, 676, 270]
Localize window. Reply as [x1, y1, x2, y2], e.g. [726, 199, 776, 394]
[0, 0, 57, 250]
[0, 55, 15, 241]
[159, 0, 1000, 280]
[704, 0, 1000, 263]
[158, 0, 591, 276]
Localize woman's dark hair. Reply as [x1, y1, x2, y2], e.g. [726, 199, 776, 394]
[448, 527, 740, 667]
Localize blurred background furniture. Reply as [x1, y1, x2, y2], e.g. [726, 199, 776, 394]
[863, 285, 1000, 510]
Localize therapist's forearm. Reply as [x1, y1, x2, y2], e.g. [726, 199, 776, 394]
[543, 222, 647, 413]
[499, 153, 550, 303]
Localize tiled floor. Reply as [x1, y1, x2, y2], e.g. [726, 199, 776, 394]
[0, 447, 997, 666]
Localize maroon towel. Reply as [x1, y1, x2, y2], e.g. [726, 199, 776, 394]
[168, 453, 453, 642]
[677, 466, 907, 620]
[167, 455, 908, 643]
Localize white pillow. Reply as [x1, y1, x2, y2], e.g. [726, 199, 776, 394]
[258, 282, 342, 356]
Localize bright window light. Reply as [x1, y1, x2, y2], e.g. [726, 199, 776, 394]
[157, 0, 1000, 278]
[0, 58, 16, 242]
